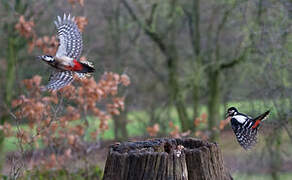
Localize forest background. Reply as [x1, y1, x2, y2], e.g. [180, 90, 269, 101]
[0, 0, 291, 179]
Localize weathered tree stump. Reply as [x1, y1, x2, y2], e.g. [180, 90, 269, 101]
[103, 138, 232, 180]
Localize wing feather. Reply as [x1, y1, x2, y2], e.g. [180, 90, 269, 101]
[45, 71, 74, 91]
[252, 110, 270, 122]
[231, 119, 258, 150]
[55, 14, 83, 59]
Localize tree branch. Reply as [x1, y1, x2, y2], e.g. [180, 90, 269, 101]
[138, 48, 166, 84]
[184, 0, 200, 56]
[214, 4, 236, 61]
[146, 3, 158, 26]
[121, 0, 167, 54]
[220, 46, 250, 69]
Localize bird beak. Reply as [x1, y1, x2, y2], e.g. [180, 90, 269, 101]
[36, 56, 42, 60]
[225, 112, 230, 118]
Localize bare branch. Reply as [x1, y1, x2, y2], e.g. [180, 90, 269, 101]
[184, 0, 200, 56]
[121, 0, 167, 54]
[220, 46, 250, 69]
[34, 93, 64, 137]
[214, 3, 237, 61]
[146, 3, 158, 26]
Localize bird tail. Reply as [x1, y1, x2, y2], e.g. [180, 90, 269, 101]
[72, 60, 95, 73]
[252, 110, 270, 129]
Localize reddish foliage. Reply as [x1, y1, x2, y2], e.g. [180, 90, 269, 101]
[0, 122, 13, 137]
[11, 72, 130, 171]
[120, 74, 131, 86]
[15, 14, 88, 54]
[168, 122, 191, 138]
[220, 116, 231, 130]
[11, 3, 100, 172]
[75, 16, 88, 32]
[34, 36, 59, 55]
[194, 130, 209, 141]
[15, 16, 35, 39]
[169, 122, 180, 138]
[146, 123, 160, 137]
[194, 113, 207, 127]
[68, 0, 84, 7]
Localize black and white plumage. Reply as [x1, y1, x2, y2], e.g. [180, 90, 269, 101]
[226, 107, 270, 150]
[54, 14, 83, 59]
[38, 14, 95, 91]
[46, 71, 74, 91]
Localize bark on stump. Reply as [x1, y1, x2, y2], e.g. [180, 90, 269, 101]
[103, 138, 232, 180]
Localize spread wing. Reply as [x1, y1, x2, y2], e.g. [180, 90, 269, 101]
[231, 118, 258, 150]
[45, 71, 74, 91]
[54, 14, 83, 59]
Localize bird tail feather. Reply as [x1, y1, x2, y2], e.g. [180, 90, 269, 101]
[76, 60, 95, 73]
[252, 110, 270, 129]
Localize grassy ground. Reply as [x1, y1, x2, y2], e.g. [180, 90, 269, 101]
[232, 173, 292, 180]
[2, 99, 291, 179]
[3, 129, 292, 179]
[3, 98, 284, 153]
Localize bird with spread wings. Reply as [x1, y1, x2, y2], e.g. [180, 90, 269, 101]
[38, 14, 95, 91]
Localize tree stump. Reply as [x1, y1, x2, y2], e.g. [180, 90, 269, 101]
[103, 138, 232, 180]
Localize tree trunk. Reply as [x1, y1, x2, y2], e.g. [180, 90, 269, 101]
[103, 138, 232, 180]
[207, 70, 220, 141]
[191, 63, 201, 132]
[0, 36, 17, 170]
[6, 37, 17, 105]
[113, 110, 128, 140]
[167, 51, 190, 132]
[121, 0, 192, 132]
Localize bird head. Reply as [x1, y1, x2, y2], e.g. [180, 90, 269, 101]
[226, 107, 238, 117]
[38, 55, 55, 63]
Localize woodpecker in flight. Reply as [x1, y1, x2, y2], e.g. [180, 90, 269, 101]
[226, 107, 270, 150]
[38, 14, 95, 91]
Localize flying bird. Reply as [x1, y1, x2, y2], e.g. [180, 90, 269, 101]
[38, 14, 95, 91]
[226, 107, 270, 150]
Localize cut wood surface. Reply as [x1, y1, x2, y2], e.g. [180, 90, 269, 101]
[103, 138, 232, 180]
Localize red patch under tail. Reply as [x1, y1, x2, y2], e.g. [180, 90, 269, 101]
[66, 59, 95, 73]
[252, 110, 270, 129]
[72, 59, 82, 71]
[252, 120, 261, 129]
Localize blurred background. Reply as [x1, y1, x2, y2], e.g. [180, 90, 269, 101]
[0, 0, 291, 179]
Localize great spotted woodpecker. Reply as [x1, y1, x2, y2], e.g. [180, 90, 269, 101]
[226, 107, 270, 150]
[38, 14, 95, 91]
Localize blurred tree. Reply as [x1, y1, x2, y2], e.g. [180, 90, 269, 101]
[0, 0, 290, 176]
[253, 1, 290, 179]
[0, 0, 33, 170]
[121, 0, 192, 132]
[184, 0, 201, 132]
[229, 1, 291, 179]
[102, 0, 133, 140]
[120, 0, 253, 140]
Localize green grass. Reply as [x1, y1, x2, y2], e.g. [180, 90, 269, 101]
[3, 136, 19, 153]
[3, 98, 289, 153]
[2, 112, 152, 153]
[232, 173, 292, 180]
[2, 98, 291, 179]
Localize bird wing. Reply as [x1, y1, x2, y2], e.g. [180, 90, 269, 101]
[54, 14, 83, 59]
[45, 71, 74, 91]
[231, 119, 258, 150]
[233, 115, 248, 124]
